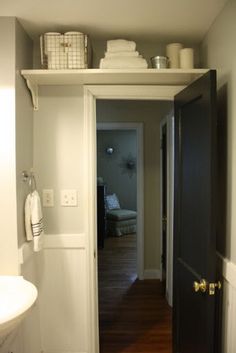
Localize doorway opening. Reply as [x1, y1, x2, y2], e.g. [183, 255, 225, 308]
[85, 72, 219, 353]
[95, 100, 173, 353]
[96, 122, 143, 278]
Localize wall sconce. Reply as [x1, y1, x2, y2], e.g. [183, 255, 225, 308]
[105, 147, 114, 155]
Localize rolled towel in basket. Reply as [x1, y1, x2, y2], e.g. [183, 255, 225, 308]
[100, 57, 148, 69]
[48, 52, 67, 69]
[105, 51, 139, 58]
[107, 39, 136, 53]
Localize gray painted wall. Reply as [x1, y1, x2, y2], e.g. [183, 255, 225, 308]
[0, 17, 19, 274]
[33, 85, 85, 234]
[0, 17, 41, 353]
[201, 0, 236, 264]
[15, 19, 34, 247]
[97, 130, 137, 210]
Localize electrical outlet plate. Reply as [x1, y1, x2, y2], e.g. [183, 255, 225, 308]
[60, 189, 78, 207]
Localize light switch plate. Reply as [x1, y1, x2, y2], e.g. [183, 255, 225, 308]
[60, 189, 78, 207]
[43, 189, 54, 207]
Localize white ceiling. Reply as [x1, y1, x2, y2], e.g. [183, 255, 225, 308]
[0, 0, 228, 42]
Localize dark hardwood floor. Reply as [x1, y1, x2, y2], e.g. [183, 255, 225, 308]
[98, 233, 172, 353]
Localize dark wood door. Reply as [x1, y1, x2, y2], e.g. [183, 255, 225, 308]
[173, 70, 219, 353]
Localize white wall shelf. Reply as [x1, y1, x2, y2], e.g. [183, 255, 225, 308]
[21, 68, 209, 110]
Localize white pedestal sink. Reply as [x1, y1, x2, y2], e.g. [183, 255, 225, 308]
[0, 276, 38, 338]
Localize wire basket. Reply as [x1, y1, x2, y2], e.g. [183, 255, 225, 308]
[40, 32, 92, 69]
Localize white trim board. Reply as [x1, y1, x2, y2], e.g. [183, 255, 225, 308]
[18, 233, 86, 265]
[43, 351, 87, 353]
[85, 85, 181, 101]
[43, 233, 86, 249]
[221, 259, 236, 353]
[222, 257, 236, 288]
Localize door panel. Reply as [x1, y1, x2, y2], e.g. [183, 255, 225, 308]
[173, 70, 218, 353]
[180, 98, 210, 274]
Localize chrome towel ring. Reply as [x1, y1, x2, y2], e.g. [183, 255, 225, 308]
[22, 170, 37, 193]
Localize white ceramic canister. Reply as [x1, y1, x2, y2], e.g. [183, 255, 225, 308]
[166, 43, 183, 68]
[180, 48, 194, 69]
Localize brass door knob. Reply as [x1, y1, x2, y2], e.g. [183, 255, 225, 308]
[193, 279, 208, 293]
[209, 281, 222, 295]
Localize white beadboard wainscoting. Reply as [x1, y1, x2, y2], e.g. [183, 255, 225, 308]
[39, 233, 88, 353]
[20, 251, 42, 353]
[19, 233, 88, 353]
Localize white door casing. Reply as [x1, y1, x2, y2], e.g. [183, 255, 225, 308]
[84, 85, 176, 353]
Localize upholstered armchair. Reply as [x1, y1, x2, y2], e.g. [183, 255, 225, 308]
[105, 193, 137, 237]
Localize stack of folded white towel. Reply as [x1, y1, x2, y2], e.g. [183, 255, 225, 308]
[100, 39, 148, 69]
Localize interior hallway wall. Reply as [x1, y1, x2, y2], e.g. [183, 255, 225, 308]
[15, 20, 34, 247]
[0, 17, 18, 275]
[97, 100, 173, 271]
[15, 19, 42, 353]
[97, 129, 137, 210]
[33, 85, 89, 353]
[33, 86, 85, 234]
[201, 1, 236, 351]
[0, 17, 42, 353]
[201, 0, 236, 264]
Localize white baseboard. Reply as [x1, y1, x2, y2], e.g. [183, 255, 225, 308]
[44, 351, 86, 353]
[143, 269, 161, 279]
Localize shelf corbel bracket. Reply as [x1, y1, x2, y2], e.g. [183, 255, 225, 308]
[26, 79, 39, 111]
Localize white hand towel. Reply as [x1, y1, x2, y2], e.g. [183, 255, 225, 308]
[25, 194, 33, 241]
[107, 39, 136, 53]
[105, 51, 139, 58]
[100, 57, 148, 69]
[24, 190, 44, 252]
